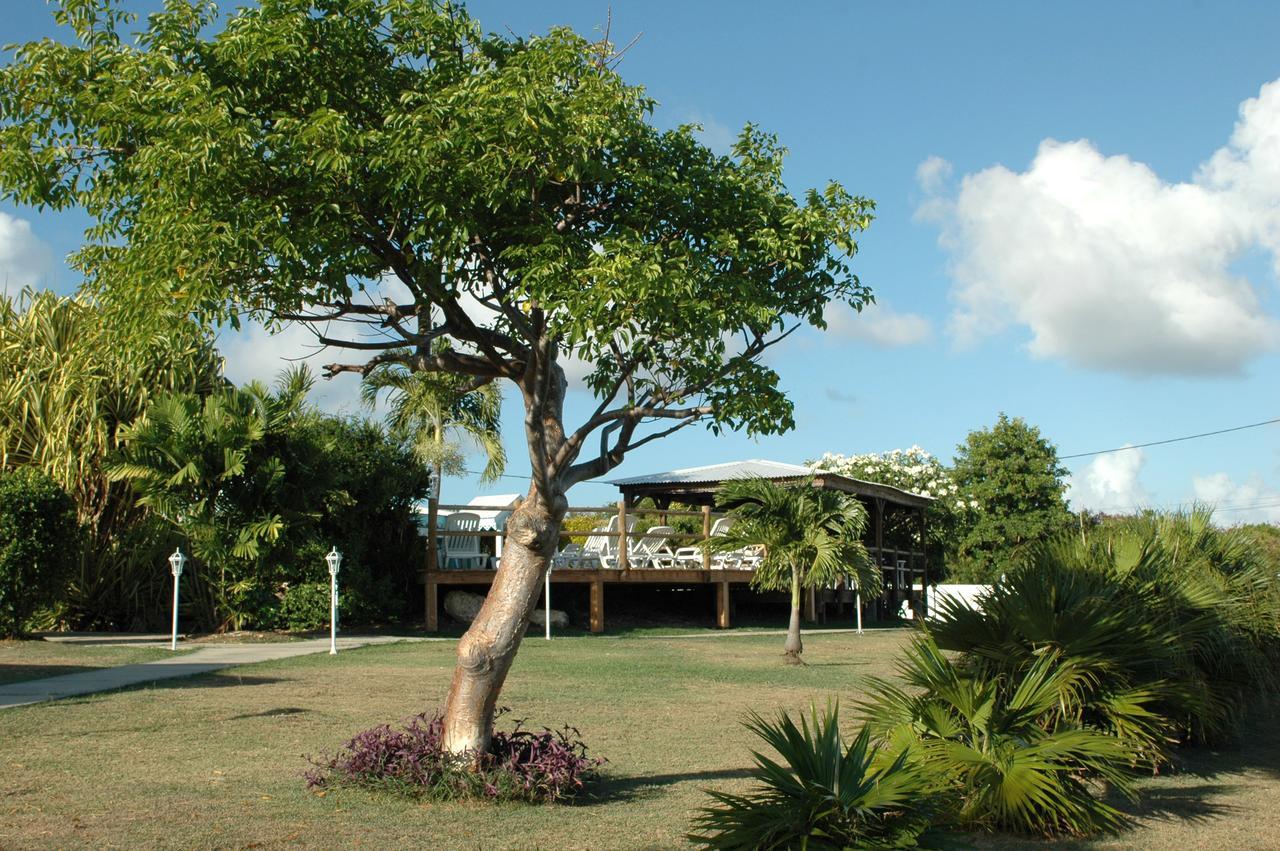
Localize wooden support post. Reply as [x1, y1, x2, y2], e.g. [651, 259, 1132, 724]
[589, 580, 604, 633]
[617, 500, 629, 570]
[426, 579, 438, 632]
[716, 581, 730, 629]
[804, 585, 817, 622]
[702, 504, 712, 570]
[918, 507, 929, 618]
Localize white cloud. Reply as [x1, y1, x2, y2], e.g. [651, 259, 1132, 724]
[1066, 447, 1151, 514]
[921, 79, 1280, 376]
[825, 300, 932, 347]
[219, 320, 365, 415]
[683, 111, 736, 156]
[0, 211, 54, 297]
[1192, 472, 1280, 524]
[916, 155, 953, 195]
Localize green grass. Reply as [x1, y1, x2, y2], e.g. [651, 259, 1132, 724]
[0, 630, 1276, 849]
[0, 640, 191, 686]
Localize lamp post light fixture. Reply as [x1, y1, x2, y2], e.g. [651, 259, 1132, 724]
[167, 547, 187, 651]
[326, 547, 342, 655]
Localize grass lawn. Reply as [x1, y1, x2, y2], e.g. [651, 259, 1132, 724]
[0, 640, 191, 687]
[0, 629, 1277, 849]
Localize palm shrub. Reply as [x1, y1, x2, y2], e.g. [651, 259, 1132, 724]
[929, 508, 1280, 748]
[690, 703, 942, 850]
[859, 639, 1135, 837]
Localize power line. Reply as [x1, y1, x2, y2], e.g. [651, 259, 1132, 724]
[1061, 416, 1280, 460]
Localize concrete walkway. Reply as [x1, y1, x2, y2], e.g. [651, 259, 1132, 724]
[0, 635, 442, 710]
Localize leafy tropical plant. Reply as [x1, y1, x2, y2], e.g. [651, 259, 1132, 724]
[0, 289, 222, 628]
[860, 639, 1135, 837]
[930, 508, 1280, 748]
[690, 703, 941, 850]
[716, 477, 877, 664]
[108, 369, 313, 629]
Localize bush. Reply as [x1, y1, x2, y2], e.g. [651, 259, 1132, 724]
[929, 509, 1280, 748]
[859, 639, 1134, 837]
[279, 581, 381, 632]
[690, 703, 942, 849]
[0, 468, 80, 637]
[305, 709, 603, 803]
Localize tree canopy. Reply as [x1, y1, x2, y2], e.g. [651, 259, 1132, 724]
[0, 0, 874, 496]
[951, 414, 1071, 580]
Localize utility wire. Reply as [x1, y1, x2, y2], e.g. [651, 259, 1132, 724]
[1061, 416, 1280, 460]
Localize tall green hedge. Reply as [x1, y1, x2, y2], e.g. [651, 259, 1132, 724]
[0, 468, 80, 637]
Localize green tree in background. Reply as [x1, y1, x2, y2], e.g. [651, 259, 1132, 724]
[950, 414, 1071, 580]
[109, 368, 313, 629]
[362, 347, 506, 495]
[717, 478, 877, 664]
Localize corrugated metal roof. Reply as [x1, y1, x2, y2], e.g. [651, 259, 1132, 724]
[608, 458, 934, 505]
[609, 459, 815, 486]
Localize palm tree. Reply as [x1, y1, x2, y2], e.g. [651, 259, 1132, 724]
[715, 477, 877, 664]
[361, 354, 506, 497]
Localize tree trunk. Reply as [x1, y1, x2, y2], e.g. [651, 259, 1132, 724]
[784, 563, 804, 665]
[441, 482, 565, 756]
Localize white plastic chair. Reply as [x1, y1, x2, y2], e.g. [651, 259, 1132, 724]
[628, 525, 676, 568]
[674, 516, 735, 567]
[441, 512, 488, 569]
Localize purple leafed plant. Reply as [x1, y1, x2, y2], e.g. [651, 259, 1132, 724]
[305, 708, 604, 803]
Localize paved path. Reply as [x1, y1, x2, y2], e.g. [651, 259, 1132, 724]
[0, 635, 443, 710]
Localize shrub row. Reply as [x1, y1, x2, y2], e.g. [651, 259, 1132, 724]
[692, 509, 1280, 847]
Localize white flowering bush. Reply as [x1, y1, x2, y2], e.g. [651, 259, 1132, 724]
[810, 446, 976, 514]
[808, 446, 977, 579]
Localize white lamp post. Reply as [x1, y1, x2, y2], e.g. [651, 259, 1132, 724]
[326, 547, 342, 655]
[167, 548, 186, 651]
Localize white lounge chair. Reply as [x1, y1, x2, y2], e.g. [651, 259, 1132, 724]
[628, 525, 676, 568]
[441, 512, 489, 569]
[554, 514, 636, 569]
[674, 516, 736, 568]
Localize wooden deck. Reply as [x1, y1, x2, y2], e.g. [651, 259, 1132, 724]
[426, 567, 757, 633]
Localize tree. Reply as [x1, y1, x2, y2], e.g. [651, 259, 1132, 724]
[950, 414, 1071, 580]
[362, 346, 505, 508]
[716, 478, 876, 664]
[0, 468, 80, 636]
[0, 1, 875, 755]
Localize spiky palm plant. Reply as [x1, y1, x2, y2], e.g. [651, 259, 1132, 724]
[860, 639, 1134, 837]
[930, 508, 1280, 749]
[690, 703, 941, 849]
[715, 477, 877, 664]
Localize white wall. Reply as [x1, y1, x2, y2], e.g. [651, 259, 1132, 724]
[926, 584, 991, 619]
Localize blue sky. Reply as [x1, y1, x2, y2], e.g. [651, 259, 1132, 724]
[4, 2, 1280, 520]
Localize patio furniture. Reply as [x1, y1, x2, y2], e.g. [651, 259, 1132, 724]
[674, 516, 738, 568]
[553, 514, 636, 569]
[627, 525, 676, 568]
[441, 512, 489, 569]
